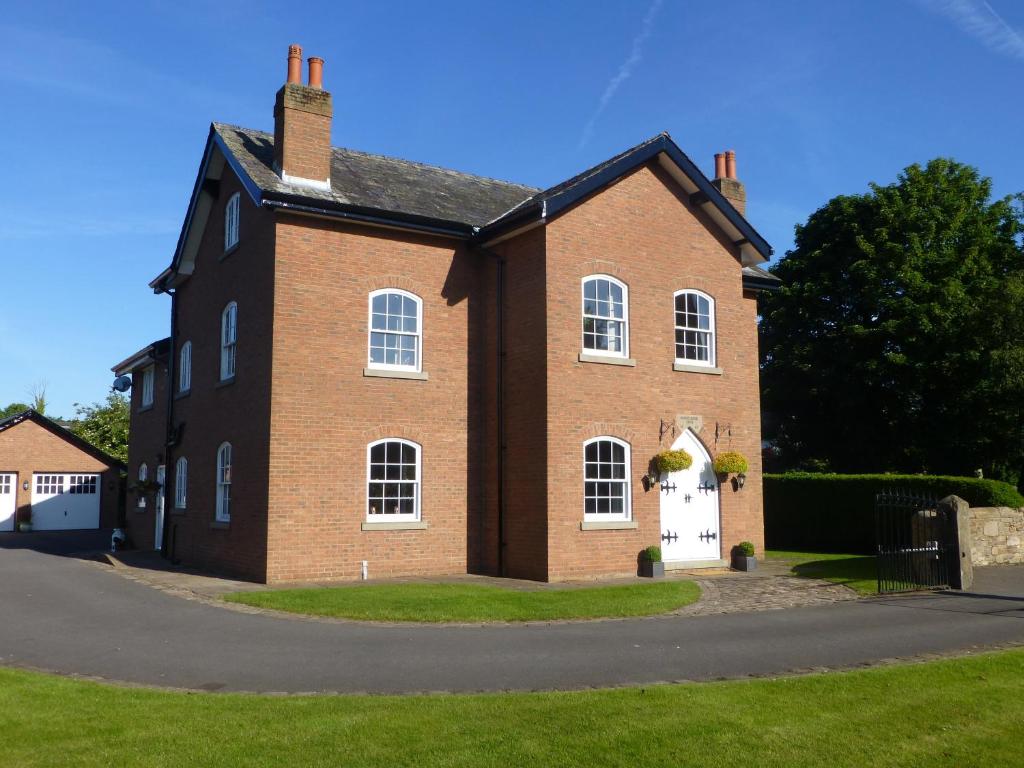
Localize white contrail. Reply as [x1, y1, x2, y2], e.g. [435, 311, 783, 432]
[578, 0, 665, 150]
[918, 0, 1024, 60]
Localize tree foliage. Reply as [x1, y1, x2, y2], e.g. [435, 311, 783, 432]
[69, 393, 130, 463]
[0, 403, 30, 420]
[759, 158, 1024, 484]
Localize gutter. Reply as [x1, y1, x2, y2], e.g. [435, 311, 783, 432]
[262, 197, 474, 239]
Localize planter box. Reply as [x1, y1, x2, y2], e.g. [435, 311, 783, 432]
[639, 560, 665, 578]
[732, 554, 757, 572]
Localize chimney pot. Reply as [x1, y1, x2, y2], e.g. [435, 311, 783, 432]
[725, 150, 737, 180]
[308, 57, 324, 89]
[714, 152, 726, 180]
[287, 44, 302, 84]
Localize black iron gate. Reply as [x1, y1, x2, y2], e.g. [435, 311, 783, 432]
[875, 491, 954, 594]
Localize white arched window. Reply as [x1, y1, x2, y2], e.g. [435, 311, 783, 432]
[366, 439, 421, 520]
[215, 443, 232, 522]
[179, 340, 192, 393]
[674, 290, 716, 367]
[137, 463, 148, 509]
[583, 437, 631, 521]
[582, 275, 628, 357]
[220, 302, 237, 381]
[174, 456, 188, 509]
[224, 192, 240, 251]
[368, 290, 422, 372]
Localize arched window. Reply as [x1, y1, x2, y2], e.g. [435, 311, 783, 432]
[137, 463, 148, 509]
[174, 456, 188, 509]
[582, 275, 628, 357]
[583, 437, 631, 521]
[224, 192, 240, 251]
[366, 439, 421, 520]
[674, 290, 716, 366]
[368, 290, 422, 371]
[215, 443, 232, 522]
[179, 341, 192, 393]
[140, 365, 155, 408]
[220, 302, 237, 381]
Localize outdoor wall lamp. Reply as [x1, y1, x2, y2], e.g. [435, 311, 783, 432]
[736, 472, 747, 490]
[22, 481, 29, 491]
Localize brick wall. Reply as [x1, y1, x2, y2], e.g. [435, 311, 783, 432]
[0, 419, 121, 529]
[125, 356, 169, 548]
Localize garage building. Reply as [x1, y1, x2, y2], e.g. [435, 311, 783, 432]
[0, 410, 124, 532]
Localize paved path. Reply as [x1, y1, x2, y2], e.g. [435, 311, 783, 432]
[1, 545, 1023, 694]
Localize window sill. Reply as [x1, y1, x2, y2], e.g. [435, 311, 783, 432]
[578, 353, 636, 367]
[361, 520, 429, 531]
[138, 404, 154, 414]
[215, 376, 236, 389]
[362, 368, 429, 381]
[210, 520, 230, 529]
[171, 508, 187, 516]
[673, 362, 723, 375]
[220, 243, 239, 261]
[174, 389, 191, 400]
[580, 520, 638, 531]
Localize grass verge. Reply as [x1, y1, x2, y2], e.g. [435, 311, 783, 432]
[767, 550, 878, 595]
[223, 580, 701, 622]
[3, 649, 1024, 766]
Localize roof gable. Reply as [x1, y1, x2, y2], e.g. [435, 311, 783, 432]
[0, 410, 126, 471]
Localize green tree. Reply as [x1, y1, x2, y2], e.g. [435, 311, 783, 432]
[759, 158, 1024, 483]
[69, 392, 130, 463]
[0, 402, 30, 419]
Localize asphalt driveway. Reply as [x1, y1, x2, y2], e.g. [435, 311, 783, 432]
[1, 544, 1023, 694]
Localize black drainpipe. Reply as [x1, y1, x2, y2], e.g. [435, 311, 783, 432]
[161, 287, 178, 560]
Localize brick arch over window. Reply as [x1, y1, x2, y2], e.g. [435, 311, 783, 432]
[580, 422, 638, 447]
[362, 424, 428, 446]
[578, 259, 625, 280]
[359, 274, 419, 296]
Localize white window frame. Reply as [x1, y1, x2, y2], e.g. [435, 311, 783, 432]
[365, 438, 422, 521]
[367, 289, 422, 373]
[137, 463, 148, 508]
[581, 275, 629, 358]
[673, 289, 716, 368]
[220, 302, 237, 381]
[224, 192, 240, 251]
[174, 456, 188, 509]
[179, 340, 192, 393]
[141, 365, 155, 408]
[215, 442, 231, 522]
[582, 436, 632, 522]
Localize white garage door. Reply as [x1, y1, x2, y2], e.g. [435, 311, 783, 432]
[0, 473, 15, 532]
[31, 474, 101, 530]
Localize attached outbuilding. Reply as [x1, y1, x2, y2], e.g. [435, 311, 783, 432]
[0, 410, 125, 532]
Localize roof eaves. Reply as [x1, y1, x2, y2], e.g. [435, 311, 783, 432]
[0, 410, 126, 471]
[111, 337, 171, 376]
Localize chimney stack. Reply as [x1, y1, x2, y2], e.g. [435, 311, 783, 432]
[273, 44, 333, 190]
[711, 149, 746, 214]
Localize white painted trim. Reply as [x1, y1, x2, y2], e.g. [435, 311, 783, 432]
[279, 170, 332, 191]
[215, 442, 232, 522]
[220, 302, 238, 381]
[673, 289, 717, 368]
[367, 289, 423, 374]
[366, 438, 422, 522]
[581, 275, 630, 360]
[582, 436, 632, 523]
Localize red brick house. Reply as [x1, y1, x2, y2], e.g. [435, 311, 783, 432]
[0, 410, 124, 532]
[115, 45, 777, 583]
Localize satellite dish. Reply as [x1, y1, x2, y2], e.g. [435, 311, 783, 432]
[112, 375, 132, 393]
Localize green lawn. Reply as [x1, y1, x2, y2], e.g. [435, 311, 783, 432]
[4, 649, 1024, 766]
[223, 580, 701, 622]
[767, 550, 878, 595]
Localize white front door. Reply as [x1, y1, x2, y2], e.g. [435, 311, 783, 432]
[0, 473, 15, 532]
[154, 465, 165, 551]
[31, 474, 101, 530]
[658, 429, 721, 562]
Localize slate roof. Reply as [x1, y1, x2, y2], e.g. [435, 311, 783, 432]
[215, 124, 539, 229]
[0, 410, 126, 470]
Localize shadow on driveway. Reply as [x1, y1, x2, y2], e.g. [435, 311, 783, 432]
[0, 529, 113, 557]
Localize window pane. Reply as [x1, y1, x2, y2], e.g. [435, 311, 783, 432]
[401, 443, 416, 463]
[597, 280, 609, 301]
[372, 313, 387, 330]
[372, 294, 386, 313]
[584, 280, 597, 299]
[387, 294, 402, 314]
[585, 442, 598, 462]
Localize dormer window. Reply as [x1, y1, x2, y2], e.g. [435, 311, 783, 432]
[224, 192, 240, 251]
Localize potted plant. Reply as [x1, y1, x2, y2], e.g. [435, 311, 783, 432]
[18, 510, 32, 533]
[731, 541, 757, 571]
[713, 451, 749, 489]
[639, 545, 665, 578]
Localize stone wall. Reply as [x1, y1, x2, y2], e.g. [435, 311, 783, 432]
[969, 506, 1024, 565]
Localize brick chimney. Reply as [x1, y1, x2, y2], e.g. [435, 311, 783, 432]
[711, 149, 746, 215]
[273, 44, 333, 190]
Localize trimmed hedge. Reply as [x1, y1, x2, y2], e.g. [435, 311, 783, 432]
[765, 472, 1024, 554]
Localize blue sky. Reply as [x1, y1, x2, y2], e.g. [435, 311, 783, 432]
[1, 0, 1022, 417]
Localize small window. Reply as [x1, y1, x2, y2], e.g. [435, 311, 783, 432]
[67, 475, 97, 494]
[224, 192, 240, 251]
[368, 290, 421, 371]
[174, 456, 188, 509]
[220, 302, 237, 381]
[36, 475, 64, 495]
[141, 365, 155, 407]
[179, 341, 192, 392]
[366, 439, 421, 520]
[582, 276, 629, 357]
[215, 443, 231, 522]
[583, 437, 631, 521]
[674, 290, 716, 366]
[137, 463, 148, 508]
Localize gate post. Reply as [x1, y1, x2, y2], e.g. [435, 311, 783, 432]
[939, 495, 973, 591]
